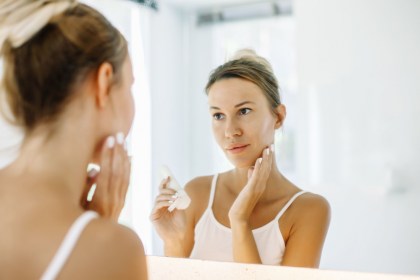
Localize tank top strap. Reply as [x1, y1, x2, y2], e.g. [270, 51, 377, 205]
[275, 190, 307, 221]
[40, 211, 99, 280]
[207, 174, 219, 209]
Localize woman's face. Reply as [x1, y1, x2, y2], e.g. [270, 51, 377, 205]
[208, 78, 280, 168]
[109, 55, 135, 136]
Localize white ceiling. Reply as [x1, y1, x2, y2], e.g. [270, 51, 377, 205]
[160, 0, 262, 11]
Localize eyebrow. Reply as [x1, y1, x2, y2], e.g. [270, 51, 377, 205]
[210, 101, 255, 110]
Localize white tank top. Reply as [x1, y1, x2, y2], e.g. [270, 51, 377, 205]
[40, 211, 98, 280]
[189, 174, 306, 265]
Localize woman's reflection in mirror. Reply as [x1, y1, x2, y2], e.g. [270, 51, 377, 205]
[151, 49, 331, 267]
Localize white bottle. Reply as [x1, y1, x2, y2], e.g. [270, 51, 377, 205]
[160, 165, 191, 212]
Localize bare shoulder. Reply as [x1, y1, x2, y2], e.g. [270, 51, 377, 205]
[184, 175, 214, 223]
[280, 192, 331, 267]
[289, 192, 331, 225]
[296, 192, 330, 212]
[63, 218, 147, 280]
[184, 175, 214, 201]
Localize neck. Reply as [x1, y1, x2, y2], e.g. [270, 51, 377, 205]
[10, 120, 97, 207]
[229, 154, 284, 196]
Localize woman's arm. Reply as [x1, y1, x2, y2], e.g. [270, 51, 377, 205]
[230, 221, 262, 263]
[280, 194, 331, 268]
[229, 147, 273, 264]
[151, 176, 210, 258]
[161, 205, 195, 257]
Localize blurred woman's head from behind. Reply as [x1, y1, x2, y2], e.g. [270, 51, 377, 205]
[0, 2, 133, 138]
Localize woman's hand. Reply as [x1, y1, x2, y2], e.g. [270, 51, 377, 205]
[81, 133, 131, 221]
[227, 145, 274, 263]
[150, 177, 188, 250]
[228, 145, 274, 224]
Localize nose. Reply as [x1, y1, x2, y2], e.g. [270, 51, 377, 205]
[224, 118, 242, 138]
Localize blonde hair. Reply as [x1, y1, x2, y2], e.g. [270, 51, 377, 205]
[206, 49, 281, 111]
[0, 1, 127, 131]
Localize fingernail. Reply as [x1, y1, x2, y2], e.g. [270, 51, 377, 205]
[168, 200, 174, 204]
[270, 144, 275, 152]
[87, 168, 98, 178]
[266, 148, 270, 155]
[257, 157, 262, 164]
[172, 192, 179, 199]
[116, 132, 125, 145]
[106, 136, 115, 148]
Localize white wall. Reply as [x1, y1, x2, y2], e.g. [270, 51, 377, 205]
[147, 1, 191, 254]
[294, 0, 420, 275]
[82, 0, 420, 274]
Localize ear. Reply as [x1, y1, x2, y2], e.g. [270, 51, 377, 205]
[274, 104, 286, 129]
[95, 62, 114, 108]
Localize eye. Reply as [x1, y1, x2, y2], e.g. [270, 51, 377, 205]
[239, 108, 252, 115]
[213, 113, 225, 120]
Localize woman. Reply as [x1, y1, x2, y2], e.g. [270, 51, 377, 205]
[151, 50, 331, 267]
[0, 1, 147, 279]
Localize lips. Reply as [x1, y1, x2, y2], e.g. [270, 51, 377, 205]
[226, 144, 249, 154]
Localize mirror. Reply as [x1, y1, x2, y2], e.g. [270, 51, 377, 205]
[1, 0, 418, 277]
[141, 0, 420, 276]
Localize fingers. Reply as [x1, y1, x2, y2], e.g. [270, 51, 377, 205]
[81, 167, 99, 209]
[159, 188, 177, 196]
[150, 201, 173, 217]
[247, 167, 254, 180]
[95, 136, 115, 198]
[155, 193, 178, 203]
[260, 144, 274, 172]
[249, 144, 274, 183]
[87, 132, 131, 220]
[111, 132, 129, 201]
[122, 148, 131, 198]
[150, 192, 177, 222]
[159, 176, 171, 190]
[151, 184, 177, 212]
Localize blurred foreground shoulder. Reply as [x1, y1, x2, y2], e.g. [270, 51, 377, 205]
[71, 219, 148, 280]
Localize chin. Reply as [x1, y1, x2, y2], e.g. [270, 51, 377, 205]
[228, 157, 257, 169]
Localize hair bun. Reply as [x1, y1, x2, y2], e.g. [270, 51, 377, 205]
[0, 0, 76, 51]
[230, 48, 274, 73]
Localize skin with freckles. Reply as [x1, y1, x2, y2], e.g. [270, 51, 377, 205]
[151, 74, 331, 267]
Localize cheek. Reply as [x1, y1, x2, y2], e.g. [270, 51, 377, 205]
[252, 117, 276, 143]
[123, 93, 135, 133]
[212, 122, 226, 145]
[113, 89, 135, 135]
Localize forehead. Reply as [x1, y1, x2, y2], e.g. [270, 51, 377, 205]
[208, 78, 265, 107]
